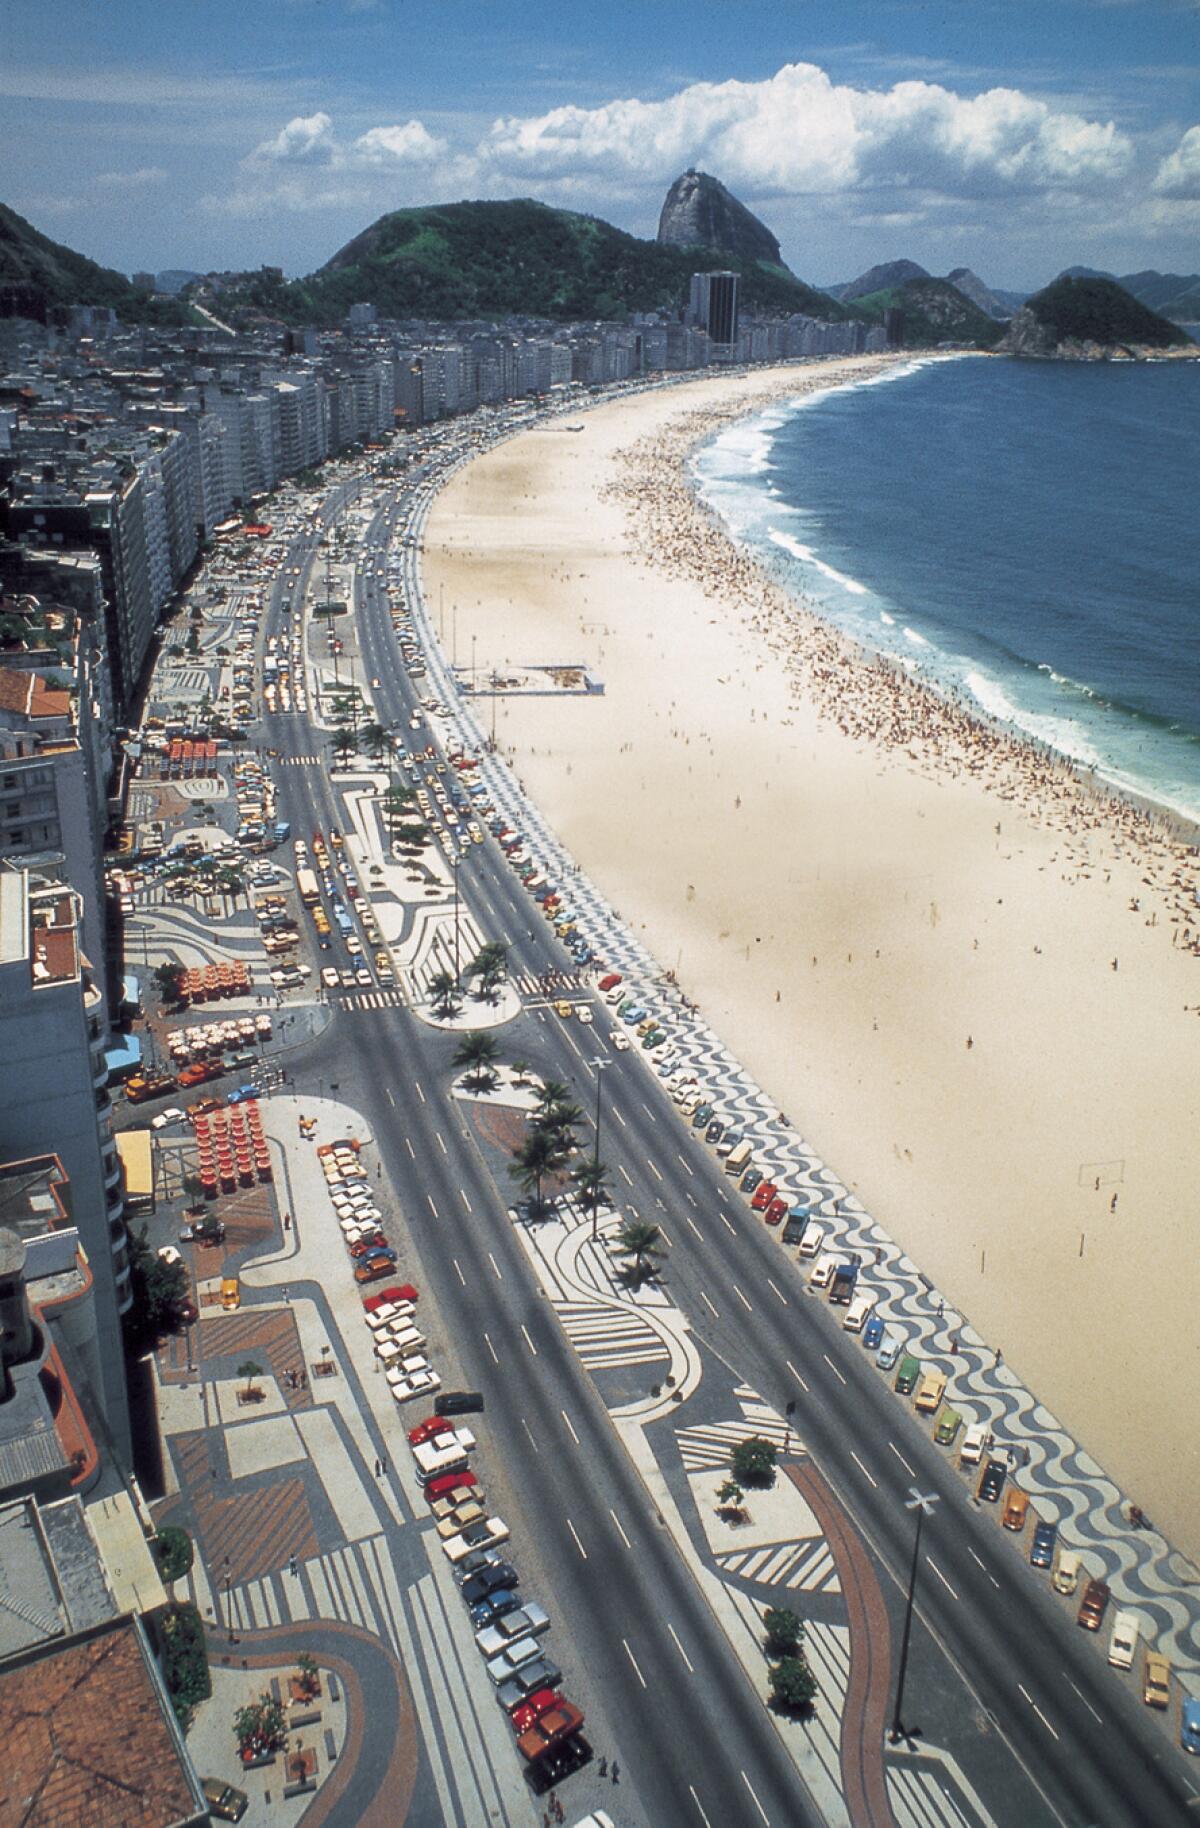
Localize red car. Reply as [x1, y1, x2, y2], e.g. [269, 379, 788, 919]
[597, 973, 622, 993]
[347, 1232, 388, 1257]
[510, 1689, 566, 1735]
[750, 1180, 778, 1212]
[765, 1198, 788, 1226]
[425, 1469, 478, 1502]
[408, 1415, 453, 1446]
[362, 1283, 418, 1310]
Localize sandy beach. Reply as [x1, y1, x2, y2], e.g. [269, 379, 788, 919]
[423, 356, 1200, 1560]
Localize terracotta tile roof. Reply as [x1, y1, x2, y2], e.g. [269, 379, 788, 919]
[0, 674, 34, 717]
[0, 1620, 201, 1828]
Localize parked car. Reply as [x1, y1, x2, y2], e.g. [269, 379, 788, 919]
[425, 1470, 479, 1502]
[476, 1603, 551, 1658]
[978, 1458, 1007, 1503]
[959, 1422, 987, 1466]
[461, 1562, 519, 1606]
[1181, 1698, 1200, 1754]
[750, 1181, 778, 1212]
[1029, 1520, 1057, 1568]
[1077, 1578, 1111, 1631]
[862, 1312, 885, 1351]
[1002, 1486, 1030, 1532]
[1142, 1650, 1171, 1709]
[470, 1589, 522, 1630]
[485, 1636, 547, 1685]
[524, 1731, 593, 1795]
[201, 1778, 248, 1822]
[933, 1408, 962, 1447]
[495, 1658, 564, 1712]
[510, 1687, 565, 1734]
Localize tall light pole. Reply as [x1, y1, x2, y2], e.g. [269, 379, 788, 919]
[589, 1055, 610, 1240]
[889, 1487, 939, 1744]
[452, 855, 462, 991]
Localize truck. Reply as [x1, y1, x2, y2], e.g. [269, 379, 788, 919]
[724, 1139, 752, 1177]
[296, 867, 321, 907]
[829, 1260, 860, 1304]
[125, 1072, 178, 1104]
[781, 1203, 812, 1247]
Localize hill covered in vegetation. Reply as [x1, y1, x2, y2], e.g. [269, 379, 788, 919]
[1003, 276, 1191, 355]
[844, 276, 1005, 349]
[0, 202, 188, 326]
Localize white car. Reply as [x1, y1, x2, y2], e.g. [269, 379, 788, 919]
[321, 967, 341, 989]
[156, 1245, 183, 1267]
[150, 1107, 186, 1130]
[611, 1031, 630, 1051]
[576, 1006, 594, 1025]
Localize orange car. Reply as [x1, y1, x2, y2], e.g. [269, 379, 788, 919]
[354, 1258, 394, 1286]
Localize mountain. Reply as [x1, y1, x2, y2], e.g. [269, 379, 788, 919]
[259, 198, 844, 326]
[832, 259, 930, 303]
[656, 170, 785, 269]
[1114, 269, 1200, 324]
[1055, 264, 1115, 283]
[155, 269, 202, 296]
[0, 201, 186, 326]
[1000, 276, 1191, 357]
[945, 267, 1011, 320]
[848, 276, 1005, 349]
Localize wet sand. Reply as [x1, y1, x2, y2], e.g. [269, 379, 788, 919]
[424, 357, 1200, 1559]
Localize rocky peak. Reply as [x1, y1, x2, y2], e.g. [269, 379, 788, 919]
[656, 170, 786, 268]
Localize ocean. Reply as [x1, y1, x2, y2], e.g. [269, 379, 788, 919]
[692, 354, 1200, 826]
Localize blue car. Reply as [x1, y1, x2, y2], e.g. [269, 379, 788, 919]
[862, 1312, 885, 1351]
[1182, 1698, 1200, 1756]
[469, 1588, 521, 1629]
[359, 1244, 397, 1266]
[1029, 1520, 1057, 1568]
[620, 1005, 648, 1025]
[227, 1085, 260, 1105]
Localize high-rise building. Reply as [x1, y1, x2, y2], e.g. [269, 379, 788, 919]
[688, 270, 740, 347]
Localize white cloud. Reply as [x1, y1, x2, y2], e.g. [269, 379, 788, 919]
[353, 121, 447, 165]
[480, 63, 1133, 201]
[1153, 124, 1200, 197]
[94, 166, 167, 189]
[255, 111, 337, 163]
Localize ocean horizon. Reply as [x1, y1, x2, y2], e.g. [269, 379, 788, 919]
[693, 353, 1200, 828]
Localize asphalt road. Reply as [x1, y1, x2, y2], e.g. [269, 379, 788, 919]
[254, 452, 1197, 1828]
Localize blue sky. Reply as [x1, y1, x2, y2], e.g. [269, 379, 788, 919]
[3, 0, 1198, 288]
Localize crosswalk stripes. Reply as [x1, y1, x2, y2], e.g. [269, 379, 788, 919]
[887, 1761, 984, 1828]
[716, 1538, 841, 1594]
[278, 754, 322, 766]
[335, 987, 405, 1011]
[555, 1300, 671, 1371]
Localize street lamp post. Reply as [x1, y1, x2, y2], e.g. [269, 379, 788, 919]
[889, 1487, 940, 1744]
[589, 1055, 610, 1240]
[452, 856, 462, 991]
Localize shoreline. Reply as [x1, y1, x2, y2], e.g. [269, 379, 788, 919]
[423, 355, 1200, 1558]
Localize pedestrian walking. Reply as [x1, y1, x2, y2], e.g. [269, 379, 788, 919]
[598, 1758, 607, 1778]
[994, 1347, 1003, 1368]
[289, 1554, 299, 1577]
[283, 1211, 292, 1231]
[611, 1761, 620, 1784]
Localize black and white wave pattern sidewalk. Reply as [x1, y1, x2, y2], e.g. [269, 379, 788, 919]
[399, 483, 1200, 1685]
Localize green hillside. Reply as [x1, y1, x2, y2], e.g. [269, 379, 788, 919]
[847, 277, 1004, 349]
[1026, 276, 1188, 348]
[247, 198, 849, 325]
[0, 202, 187, 326]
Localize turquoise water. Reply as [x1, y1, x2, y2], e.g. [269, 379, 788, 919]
[693, 355, 1200, 824]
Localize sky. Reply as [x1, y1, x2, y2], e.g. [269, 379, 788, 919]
[3, 0, 1199, 290]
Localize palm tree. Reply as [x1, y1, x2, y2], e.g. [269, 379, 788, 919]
[616, 1218, 666, 1287]
[360, 722, 388, 760]
[453, 1030, 500, 1091]
[394, 821, 428, 848]
[533, 1080, 571, 1120]
[510, 1058, 532, 1088]
[572, 1156, 613, 1233]
[381, 784, 417, 820]
[467, 940, 508, 1003]
[534, 1098, 583, 1159]
[332, 728, 356, 767]
[508, 1128, 562, 1218]
[427, 968, 460, 1018]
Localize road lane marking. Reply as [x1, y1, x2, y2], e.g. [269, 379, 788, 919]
[452, 1258, 465, 1287]
[521, 1417, 540, 1455]
[609, 1508, 631, 1548]
[611, 1104, 626, 1128]
[618, 1164, 633, 1186]
[689, 1786, 713, 1828]
[484, 1333, 498, 1364]
[676, 1153, 694, 1177]
[741, 1771, 770, 1825]
[556, 1409, 581, 1446]
[889, 1443, 915, 1476]
[520, 1324, 538, 1357]
[850, 1451, 878, 1489]
[667, 1622, 694, 1673]
[719, 1212, 737, 1235]
[1019, 1685, 1059, 1739]
[700, 1290, 719, 1319]
[685, 1191, 697, 1207]
[927, 1556, 958, 1599]
[766, 1278, 788, 1306]
[488, 1253, 502, 1281]
[683, 1212, 703, 1240]
[786, 1358, 810, 1393]
[622, 1640, 647, 1688]
[405, 1137, 415, 1160]
[1067, 1679, 1102, 1723]
[435, 1131, 447, 1155]
[822, 1354, 847, 1385]
[641, 1103, 657, 1124]
[648, 1160, 663, 1182]
[459, 1186, 472, 1212]
[385, 1087, 395, 1107]
[426, 1195, 439, 1218]
[414, 1079, 425, 1104]
[566, 1518, 588, 1560]
[733, 1285, 753, 1312]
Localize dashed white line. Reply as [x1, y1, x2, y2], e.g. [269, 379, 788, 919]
[566, 1518, 588, 1560]
[618, 1163, 634, 1186]
[414, 1079, 425, 1104]
[641, 1103, 657, 1124]
[405, 1137, 415, 1160]
[487, 1252, 502, 1281]
[719, 1212, 737, 1236]
[435, 1131, 447, 1156]
[822, 1354, 847, 1385]
[611, 1104, 627, 1128]
[426, 1195, 439, 1219]
[766, 1278, 788, 1306]
[385, 1087, 395, 1107]
[483, 1333, 498, 1364]
[700, 1290, 719, 1319]
[1067, 1679, 1102, 1723]
[927, 1556, 958, 1599]
[741, 1770, 770, 1825]
[688, 1785, 713, 1828]
[1018, 1685, 1059, 1739]
[889, 1443, 915, 1476]
[561, 1409, 580, 1445]
[520, 1324, 538, 1357]
[676, 1153, 694, 1177]
[648, 1160, 663, 1182]
[850, 1451, 878, 1489]
[732, 1285, 753, 1313]
[603, 1506, 632, 1550]
[683, 1212, 703, 1240]
[667, 1622, 694, 1673]
[459, 1186, 472, 1212]
[785, 1358, 810, 1393]
[521, 1417, 540, 1455]
[622, 1639, 647, 1688]
[452, 1258, 465, 1287]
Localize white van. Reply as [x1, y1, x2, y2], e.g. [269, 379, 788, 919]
[843, 1292, 878, 1333]
[724, 1140, 752, 1176]
[1108, 1609, 1139, 1670]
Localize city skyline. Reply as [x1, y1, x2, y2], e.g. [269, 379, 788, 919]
[3, 0, 1199, 290]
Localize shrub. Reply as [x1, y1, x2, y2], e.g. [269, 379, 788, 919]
[730, 1436, 778, 1489]
[764, 1607, 803, 1655]
[159, 1602, 211, 1730]
[153, 1525, 194, 1583]
[769, 1654, 819, 1713]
